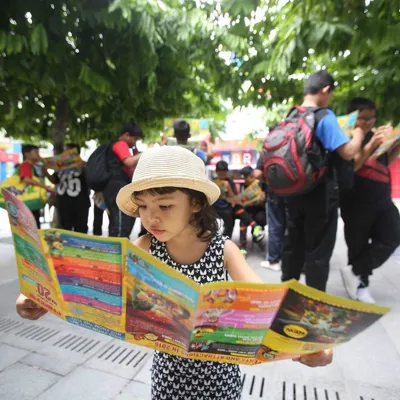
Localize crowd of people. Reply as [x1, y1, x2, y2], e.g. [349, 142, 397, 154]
[17, 72, 400, 307]
[14, 70, 400, 400]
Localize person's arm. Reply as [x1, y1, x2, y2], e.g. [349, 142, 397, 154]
[254, 154, 264, 180]
[224, 239, 333, 367]
[225, 180, 235, 198]
[121, 154, 141, 169]
[22, 177, 55, 193]
[133, 234, 152, 251]
[16, 294, 48, 320]
[42, 166, 57, 184]
[388, 140, 400, 165]
[254, 169, 263, 180]
[113, 141, 141, 169]
[316, 112, 365, 161]
[353, 129, 386, 171]
[20, 163, 54, 193]
[335, 128, 365, 161]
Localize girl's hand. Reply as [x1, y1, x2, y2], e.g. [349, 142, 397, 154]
[16, 294, 48, 320]
[293, 348, 333, 368]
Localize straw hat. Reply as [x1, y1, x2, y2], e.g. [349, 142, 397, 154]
[116, 146, 221, 217]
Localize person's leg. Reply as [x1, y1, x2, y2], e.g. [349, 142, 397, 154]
[304, 203, 338, 292]
[303, 183, 339, 292]
[281, 200, 305, 282]
[266, 195, 286, 263]
[253, 208, 267, 228]
[106, 200, 135, 238]
[120, 212, 136, 238]
[73, 206, 89, 234]
[57, 205, 74, 231]
[340, 199, 374, 287]
[235, 206, 252, 250]
[215, 206, 235, 238]
[31, 209, 41, 229]
[241, 206, 265, 243]
[354, 201, 400, 282]
[93, 205, 104, 236]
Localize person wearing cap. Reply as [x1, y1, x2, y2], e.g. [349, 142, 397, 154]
[16, 145, 333, 400]
[102, 122, 143, 238]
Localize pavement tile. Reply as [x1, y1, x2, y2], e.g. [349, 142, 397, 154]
[21, 352, 78, 376]
[35, 366, 129, 400]
[0, 344, 30, 372]
[114, 381, 151, 400]
[0, 362, 60, 400]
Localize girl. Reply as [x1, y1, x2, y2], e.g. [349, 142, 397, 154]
[16, 146, 333, 400]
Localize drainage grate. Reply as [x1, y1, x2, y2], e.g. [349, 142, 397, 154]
[15, 324, 59, 342]
[0, 317, 24, 334]
[240, 375, 353, 400]
[97, 343, 148, 367]
[83, 343, 151, 379]
[52, 333, 101, 354]
[281, 381, 342, 400]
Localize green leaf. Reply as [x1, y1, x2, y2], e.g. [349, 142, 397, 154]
[30, 24, 48, 55]
[249, 60, 270, 78]
[79, 64, 112, 94]
[0, 31, 7, 52]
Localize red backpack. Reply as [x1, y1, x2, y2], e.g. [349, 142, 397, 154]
[262, 107, 328, 196]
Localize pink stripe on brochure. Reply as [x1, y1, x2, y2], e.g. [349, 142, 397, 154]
[195, 309, 277, 329]
[63, 294, 122, 315]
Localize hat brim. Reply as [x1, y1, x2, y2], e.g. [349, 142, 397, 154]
[116, 176, 221, 217]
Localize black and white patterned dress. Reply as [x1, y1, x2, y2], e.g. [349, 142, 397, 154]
[149, 234, 242, 400]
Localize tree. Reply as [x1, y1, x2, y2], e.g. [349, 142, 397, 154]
[0, 0, 240, 152]
[216, 0, 400, 123]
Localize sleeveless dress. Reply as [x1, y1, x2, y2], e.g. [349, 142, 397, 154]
[149, 234, 242, 400]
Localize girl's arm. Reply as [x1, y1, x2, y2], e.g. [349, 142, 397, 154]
[133, 234, 152, 252]
[224, 240, 264, 283]
[224, 239, 333, 368]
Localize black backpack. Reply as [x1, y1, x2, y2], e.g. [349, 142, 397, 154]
[85, 144, 113, 192]
[86, 142, 131, 192]
[261, 106, 328, 196]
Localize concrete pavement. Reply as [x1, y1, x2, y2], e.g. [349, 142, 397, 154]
[1, 209, 400, 400]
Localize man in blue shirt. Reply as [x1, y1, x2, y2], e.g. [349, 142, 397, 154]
[281, 71, 365, 292]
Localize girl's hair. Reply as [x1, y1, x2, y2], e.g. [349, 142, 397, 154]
[133, 187, 218, 241]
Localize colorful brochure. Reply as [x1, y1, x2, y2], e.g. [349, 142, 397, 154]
[337, 111, 359, 137]
[3, 190, 390, 365]
[370, 124, 400, 158]
[44, 149, 85, 171]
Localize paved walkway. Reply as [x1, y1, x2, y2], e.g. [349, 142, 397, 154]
[1, 209, 400, 400]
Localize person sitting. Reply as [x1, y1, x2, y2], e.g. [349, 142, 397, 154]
[240, 166, 267, 230]
[213, 160, 237, 238]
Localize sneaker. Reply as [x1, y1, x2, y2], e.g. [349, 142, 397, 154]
[252, 225, 265, 243]
[261, 261, 281, 272]
[356, 287, 376, 304]
[340, 266, 360, 300]
[240, 249, 248, 258]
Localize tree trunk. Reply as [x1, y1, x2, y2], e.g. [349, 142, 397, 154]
[52, 97, 69, 154]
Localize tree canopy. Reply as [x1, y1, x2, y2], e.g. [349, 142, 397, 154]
[215, 0, 399, 123]
[1, 0, 399, 151]
[0, 0, 240, 151]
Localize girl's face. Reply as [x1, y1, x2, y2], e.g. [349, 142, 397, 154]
[135, 190, 201, 242]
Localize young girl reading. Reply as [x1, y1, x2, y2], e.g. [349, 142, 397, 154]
[16, 146, 333, 400]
